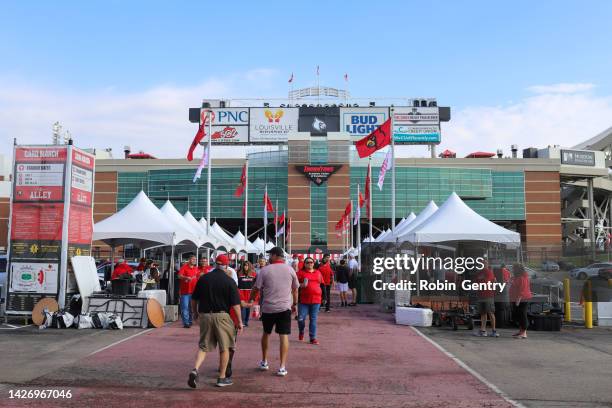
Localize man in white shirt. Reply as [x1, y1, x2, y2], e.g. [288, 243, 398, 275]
[348, 256, 360, 306]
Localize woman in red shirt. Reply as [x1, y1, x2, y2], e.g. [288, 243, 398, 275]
[237, 261, 258, 327]
[509, 263, 532, 339]
[297, 257, 323, 344]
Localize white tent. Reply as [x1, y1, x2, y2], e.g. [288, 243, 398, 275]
[183, 211, 220, 249]
[362, 235, 375, 243]
[252, 237, 275, 254]
[233, 231, 259, 253]
[213, 222, 245, 253]
[160, 201, 200, 247]
[374, 229, 391, 242]
[396, 201, 439, 243]
[381, 212, 417, 243]
[199, 218, 233, 251]
[94, 191, 195, 247]
[403, 192, 521, 245]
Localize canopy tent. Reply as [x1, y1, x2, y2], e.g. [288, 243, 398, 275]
[213, 222, 245, 253]
[266, 240, 275, 250]
[232, 231, 259, 254]
[374, 229, 392, 242]
[93, 191, 196, 247]
[381, 212, 417, 243]
[396, 201, 439, 243]
[160, 201, 201, 248]
[402, 192, 521, 245]
[252, 237, 275, 254]
[183, 211, 221, 249]
[362, 235, 375, 243]
[199, 218, 233, 251]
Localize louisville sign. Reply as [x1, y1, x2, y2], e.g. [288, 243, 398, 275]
[295, 165, 342, 185]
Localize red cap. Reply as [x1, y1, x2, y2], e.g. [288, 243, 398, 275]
[298, 255, 304, 260]
[215, 254, 229, 265]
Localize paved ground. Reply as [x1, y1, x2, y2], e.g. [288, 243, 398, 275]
[418, 325, 612, 408]
[0, 304, 512, 408]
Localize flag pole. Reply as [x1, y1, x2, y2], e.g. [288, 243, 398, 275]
[283, 209, 286, 251]
[206, 109, 212, 237]
[244, 158, 249, 249]
[264, 184, 268, 249]
[275, 198, 279, 246]
[368, 157, 373, 240]
[350, 199, 353, 250]
[357, 184, 361, 252]
[289, 217, 292, 254]
[390, 107, 396, 232]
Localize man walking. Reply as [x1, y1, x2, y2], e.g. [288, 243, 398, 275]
[249, 247, 299, 376]
[335, 259, 350, 307]
[318, 254, 334, 312]
[474, 260, 499, 337]
[177, 255, 198, 328]
[348, 255, 359, 306]
[188, 254, 243, 388]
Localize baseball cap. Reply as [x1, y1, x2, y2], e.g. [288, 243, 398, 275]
[267, 246, 285, 257]
[215, 254, 229, 265]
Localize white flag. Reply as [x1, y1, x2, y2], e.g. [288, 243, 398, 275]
[192, 145, 209, 183]
[277, 225, 285, 235]
[353, 203, 360, 225]
[377, 148, 392, 190]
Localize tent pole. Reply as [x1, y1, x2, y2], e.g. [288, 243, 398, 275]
[169, 245, 175, 305]
[110, 245, 115, 287]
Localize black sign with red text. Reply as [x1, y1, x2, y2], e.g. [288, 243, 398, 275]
[295, 165, 342, 185]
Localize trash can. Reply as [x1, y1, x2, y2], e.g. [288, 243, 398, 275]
[111, 279, 130, 295]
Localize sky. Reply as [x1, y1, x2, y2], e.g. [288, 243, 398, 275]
[1, 0, 612, 160]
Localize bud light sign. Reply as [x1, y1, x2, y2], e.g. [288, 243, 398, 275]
[340, 107, 389, 142]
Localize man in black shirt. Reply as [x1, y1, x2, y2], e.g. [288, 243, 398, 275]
[188, 254, 242, 389]
[335, 259, 350, 307]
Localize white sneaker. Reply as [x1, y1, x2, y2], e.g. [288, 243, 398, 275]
[258, 360, 269, 371]
[276, 367, 288, 376]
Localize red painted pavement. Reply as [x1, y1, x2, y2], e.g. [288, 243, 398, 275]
[11, 304, 512, 408]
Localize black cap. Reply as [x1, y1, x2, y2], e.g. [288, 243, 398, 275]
[267, 246, 285, 257]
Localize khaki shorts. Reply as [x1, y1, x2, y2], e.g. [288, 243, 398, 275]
[198, 312, 235, 352]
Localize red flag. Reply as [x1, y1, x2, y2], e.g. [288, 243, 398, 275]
[187, 124, 205, 161]
[364, 163, 371, 218]
[335, 218, 344, 231]
[355, 118, 391, 158]
[359, 191, 365, 208]
[343, 201, 352, 218]
[278, 213, 285, 225]
[234, 163, 247, 197]
[264, 191, 274, 213]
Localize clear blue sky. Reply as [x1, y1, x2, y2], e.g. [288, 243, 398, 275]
[2, 1, 612, 158]
[3, 0, 612, 105]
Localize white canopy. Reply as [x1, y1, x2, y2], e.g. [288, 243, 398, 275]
[362, 235, 375, 243]
[94, 191, 195, 247]
[375, 228, 392, 242]
[199, 218, 234, 251]
[396, 201, 439, 243]
[160, 201, 201, 247]
[403, 192, 521, 245]
[252, 237, 266, 254]
[233, 231, 259, 253]
[213, 222, 245, 253]
[381, 212, 417, 242]
[266, 240, 275, 250]
[183, 211, 221, 249]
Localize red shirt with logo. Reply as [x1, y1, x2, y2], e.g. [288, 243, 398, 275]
[111, 262, 133, 280]
[178, 264, 199, 295]
[297, 269, 323, 304]
[475, 267, 496, 298]
[510, 273, 532, 302]
[319, 262, 334, 285]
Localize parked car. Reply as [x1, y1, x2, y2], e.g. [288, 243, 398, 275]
[97, 261, 139, 289]
[541, 260, 560, 272]
[570, 262, 612, 280]
[557, 260, 576, 271]
[0, 254, 7, 303]
[598, 266, 612, 280]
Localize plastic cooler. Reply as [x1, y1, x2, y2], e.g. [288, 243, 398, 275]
[395, 306, 433, 327]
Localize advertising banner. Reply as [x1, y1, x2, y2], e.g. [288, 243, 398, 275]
[7, 145, 95, 314]
[250, 107, 299, 143]
[295, 165, 342, 185]
[298, 107, 340, 136]
[200, 108, 250, 144]
[560, 149, 596, 166]
[340, 107, 389, 142]
[393, 107, 441, 144]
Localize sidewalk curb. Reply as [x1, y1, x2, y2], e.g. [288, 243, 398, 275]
[410, 326, 526, 408]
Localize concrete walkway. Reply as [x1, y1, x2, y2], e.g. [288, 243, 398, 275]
[4, 304, 513, 408]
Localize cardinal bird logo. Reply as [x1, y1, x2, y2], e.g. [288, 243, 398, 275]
[312, 117, 327, 132]
[366, 134, 377, 148]
[264, 109, 284, 123]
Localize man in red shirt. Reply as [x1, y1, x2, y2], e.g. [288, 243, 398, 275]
[178, 255, 199, 328]
[198, 257, 213, 277]
[318, 254, 334, 312]
[111, 259, 134, 280]
[474, 261, 499, 337]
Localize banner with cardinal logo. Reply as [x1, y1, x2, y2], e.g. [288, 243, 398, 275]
[356, 118, 391, 158]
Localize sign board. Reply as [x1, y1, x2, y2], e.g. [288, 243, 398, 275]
[340, 107, 389, 142]
[560, 149, 596, 166]
[201, 108, 249, 144]
[298, 107, 340, 136]
[249, 107, 299, 143]
[393, 107, 441, 144]
[295, 165, 342, 185]
[7, 145, 95, 314]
